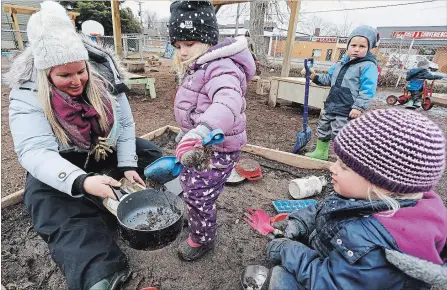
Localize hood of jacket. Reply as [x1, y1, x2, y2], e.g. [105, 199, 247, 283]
[194, 36, 255, 81]
[406, 68, 427, 80]
[385, 249, 447, 288]
[318, 192, 447, 288]
[4, 34, 128, 94]
[374, 191, 447, 265]
[378, 191, 447, 288]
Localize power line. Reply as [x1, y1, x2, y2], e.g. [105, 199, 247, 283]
[217, 0, 442, 18]
[301, 0, 441, 14]
[418, 4, 447, 10]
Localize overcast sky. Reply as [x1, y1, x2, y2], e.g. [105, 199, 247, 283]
[122, 0, 447, 30]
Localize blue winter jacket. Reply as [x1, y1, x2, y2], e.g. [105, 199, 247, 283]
[267, 193, 447, 290]
[406, 68, 443, 91]
[313, 53, 378, 117]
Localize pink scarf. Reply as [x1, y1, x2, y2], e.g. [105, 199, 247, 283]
[51, 87, 114, 150]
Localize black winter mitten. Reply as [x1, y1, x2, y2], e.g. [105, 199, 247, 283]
[272, 218, 308, 240]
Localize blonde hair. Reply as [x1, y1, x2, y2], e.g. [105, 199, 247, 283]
[37, 61, 112, 146]
[367, 184, 423, 217]
[172, 43, 211, 79]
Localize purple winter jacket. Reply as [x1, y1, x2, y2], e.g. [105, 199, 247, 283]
[174, 36, 256, 152]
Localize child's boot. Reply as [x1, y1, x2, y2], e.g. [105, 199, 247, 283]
[178, 236, 215, 261]
[305, 140, 330, 160]
[405, 99, 415, 109]
[413, 98, 422, 108]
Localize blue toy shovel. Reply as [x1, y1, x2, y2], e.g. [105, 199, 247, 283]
[292, 58, 314, 153]
[144, 129, 224, 185]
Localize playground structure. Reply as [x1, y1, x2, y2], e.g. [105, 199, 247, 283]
[269, 77, 329, 110]
[3, 3, 80, 51]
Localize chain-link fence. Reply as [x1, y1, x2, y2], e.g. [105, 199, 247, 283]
[2, 29, 168, 58]
[99, 35, 167, 58]
[376, 38, 447, 92]
[1, 29, 28, 50]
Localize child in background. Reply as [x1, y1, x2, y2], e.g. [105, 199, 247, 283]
[261, 108, 447, 289]
[305, 25, 379, 161]
[405, 59, 444, 109]
[168, 0, 255, 261]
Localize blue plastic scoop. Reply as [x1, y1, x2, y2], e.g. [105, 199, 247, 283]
[144, 129, 224, 185]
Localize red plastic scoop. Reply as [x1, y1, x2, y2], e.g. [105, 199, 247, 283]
[244, 208, 283, 236]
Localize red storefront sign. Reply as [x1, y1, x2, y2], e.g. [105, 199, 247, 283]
[392, 31, 447, 39]
[313, 37, 337, 43]
[311, 37, 348, 43]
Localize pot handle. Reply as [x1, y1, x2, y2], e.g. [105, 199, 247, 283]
[109, 185, 125, 201]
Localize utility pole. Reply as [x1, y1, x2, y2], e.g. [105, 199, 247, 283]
[138, 1, 143, 26]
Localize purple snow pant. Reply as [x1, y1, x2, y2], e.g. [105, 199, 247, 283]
[179, 151, 240, 245]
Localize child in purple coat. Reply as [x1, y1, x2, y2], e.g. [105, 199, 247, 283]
[168, 0, 255, 261]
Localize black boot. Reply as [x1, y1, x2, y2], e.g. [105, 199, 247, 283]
[89, 269, 131, 290]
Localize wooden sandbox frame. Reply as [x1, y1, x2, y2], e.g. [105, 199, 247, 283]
[1, 125, 332, 209]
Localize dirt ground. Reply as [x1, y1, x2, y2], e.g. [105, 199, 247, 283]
[1, 59, 447, 290]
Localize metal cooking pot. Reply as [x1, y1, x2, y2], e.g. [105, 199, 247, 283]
[110, 186, 184, 250]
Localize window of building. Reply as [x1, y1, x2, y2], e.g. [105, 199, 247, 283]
[338, 48, 347, 60]
[312, 49, 322, 57]
[326, 49, 333, 61]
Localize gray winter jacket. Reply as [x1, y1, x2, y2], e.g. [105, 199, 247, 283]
[5, 38, 137, 196]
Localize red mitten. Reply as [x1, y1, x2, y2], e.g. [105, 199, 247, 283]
[175, 138, 203, 163]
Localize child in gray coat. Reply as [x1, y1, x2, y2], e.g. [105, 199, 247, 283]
[305, 25, 379, 160]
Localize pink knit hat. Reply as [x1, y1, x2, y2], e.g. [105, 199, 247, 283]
[334, 108, 445, 194]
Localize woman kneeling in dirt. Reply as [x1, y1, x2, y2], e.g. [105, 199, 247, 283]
[4, 2, 162, 290]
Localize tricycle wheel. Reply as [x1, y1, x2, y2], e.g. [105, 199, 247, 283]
[386, 95, 397, 105]
[422, 97, 434, 111]
[397, 95, 410, 105]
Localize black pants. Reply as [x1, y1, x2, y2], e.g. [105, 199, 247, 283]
[24, 138, 162, 290]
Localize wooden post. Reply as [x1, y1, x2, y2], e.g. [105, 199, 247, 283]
[281, 0, 301, 77]
[268, 78, 279, 107]
[111, 0, 123, 57]
[256, 79, 271, 95]
[11, 10, 24, 50]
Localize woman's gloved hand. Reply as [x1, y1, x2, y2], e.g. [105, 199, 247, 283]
[272, 218, 308, 241]
[175, 125, 211, 167]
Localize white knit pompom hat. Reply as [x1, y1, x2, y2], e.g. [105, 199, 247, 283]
[27, 1, 88, 70]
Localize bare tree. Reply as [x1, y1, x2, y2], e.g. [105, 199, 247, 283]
[249, 1, 268, 63]
[143, 11, 169, 36]
[234, 3, 249, 37]
[143, 11, 157, 29]
[265, 1, 289, 27]
[298, 15, 336, 36]
[332, 12, 354, 37]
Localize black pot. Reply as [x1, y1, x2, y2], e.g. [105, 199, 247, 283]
[110, 187, 184, 250]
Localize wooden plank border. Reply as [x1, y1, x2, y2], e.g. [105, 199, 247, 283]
[139, 125, 169, 140]
[166, 125, 331, 170]
[2, 125, 332, 208]
[1, 189, 24, 209]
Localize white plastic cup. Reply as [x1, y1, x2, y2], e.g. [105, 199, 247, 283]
[289, 176, 327, 199]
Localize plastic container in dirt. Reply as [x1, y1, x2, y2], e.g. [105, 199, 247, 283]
[289, 176, 327, 199]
